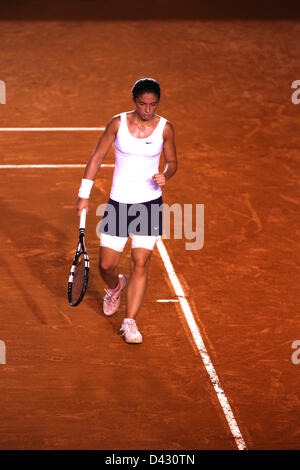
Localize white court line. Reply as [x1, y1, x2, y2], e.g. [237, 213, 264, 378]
[0, 164, 114, 169]
[156, 237, 247, 450]
[0, 127, 105, 131]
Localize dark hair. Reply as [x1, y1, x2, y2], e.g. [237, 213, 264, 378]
[132, 77, 161, 101]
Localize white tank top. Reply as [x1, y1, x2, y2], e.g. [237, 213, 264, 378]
[109, 112, 167, 203]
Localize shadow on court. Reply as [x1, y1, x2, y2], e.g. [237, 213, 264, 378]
[0, 203, 69, 320]
[0, 193, 131, 329]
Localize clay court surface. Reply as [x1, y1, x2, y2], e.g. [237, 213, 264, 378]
[0, 0, 300, 450]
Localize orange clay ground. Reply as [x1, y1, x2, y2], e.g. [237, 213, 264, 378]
[0, 1, 299, 450]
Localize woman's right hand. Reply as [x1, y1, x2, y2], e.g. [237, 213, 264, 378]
[76, 197, 89, 216]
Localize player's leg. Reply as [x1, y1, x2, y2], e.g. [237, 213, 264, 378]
[99, 233, 128, 316]
[99, 245, 122, 289]
[126, 246, 153, 319]
[124, 197, 162, 316]
[120, 235, 158, 343]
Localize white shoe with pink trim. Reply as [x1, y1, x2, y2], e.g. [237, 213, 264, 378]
[103, 274, 127, 316]
[120, 318, 143, 344]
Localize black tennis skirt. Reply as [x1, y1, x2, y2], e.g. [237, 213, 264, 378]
[98, 195, 163, 237]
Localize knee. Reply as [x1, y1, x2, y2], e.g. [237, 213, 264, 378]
[99, 257, 118, 274]
[131, 256, 150, 273]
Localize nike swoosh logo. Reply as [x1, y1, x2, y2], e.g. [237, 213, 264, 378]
[146, 141, 154, 144]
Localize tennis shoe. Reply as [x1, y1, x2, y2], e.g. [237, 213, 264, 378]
[120, 319, 143, 344]
[103, 274, 127, 316]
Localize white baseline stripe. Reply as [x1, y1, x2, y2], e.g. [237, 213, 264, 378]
[0, 164, 114, 169]
[0, 127, 105, 131]
[156, 237, 247, 450]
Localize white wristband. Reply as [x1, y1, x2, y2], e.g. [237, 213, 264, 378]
[78, 178, 94, 199]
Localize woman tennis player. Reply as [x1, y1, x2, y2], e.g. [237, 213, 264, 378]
[76, 78, 177, 343]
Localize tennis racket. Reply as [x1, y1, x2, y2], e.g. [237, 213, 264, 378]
[68, 208, 89, 306]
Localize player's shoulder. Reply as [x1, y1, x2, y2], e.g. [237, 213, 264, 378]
[161, 117, 175, 138]
[157, 113, 173, 128]
[105, 114, 121, 134]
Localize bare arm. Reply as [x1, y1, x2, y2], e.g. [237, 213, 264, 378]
[152, 121, 178, 186]
[83, 116, 119, 180]
[76, 116, 120, 215]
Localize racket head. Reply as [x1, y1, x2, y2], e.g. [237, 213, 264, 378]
[68, 237, 89, 307]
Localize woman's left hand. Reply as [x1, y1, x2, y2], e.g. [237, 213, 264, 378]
[152, 173, 166, 186]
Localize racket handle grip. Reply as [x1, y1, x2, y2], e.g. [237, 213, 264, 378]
[79, 208, 86, 229]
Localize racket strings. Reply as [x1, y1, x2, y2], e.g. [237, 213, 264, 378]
[72, 254, 86, 303]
